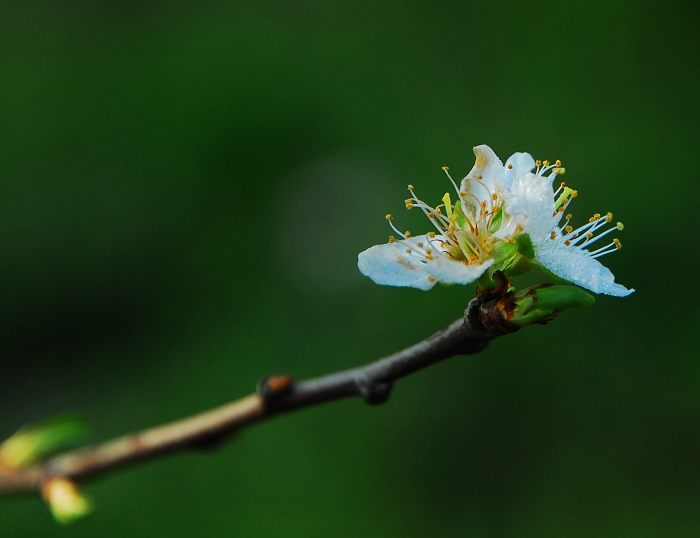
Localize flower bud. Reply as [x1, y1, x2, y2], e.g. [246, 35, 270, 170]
[509, 284, 595, 327]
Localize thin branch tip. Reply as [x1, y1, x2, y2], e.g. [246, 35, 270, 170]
[0, 292, 516, 504]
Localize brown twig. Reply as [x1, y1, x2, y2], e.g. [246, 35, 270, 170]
[0, 296, 513, 497]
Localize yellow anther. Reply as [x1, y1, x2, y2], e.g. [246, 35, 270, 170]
[606, 212, 613, 222]
[589, 217, 595, 223]
[428, 276, 436, 282]
[565, 225, 573, 233]
[476, 174, 482, 180]
[558, 206, 565, 213]
[425, 249, 432, 255]
[614, 238, 622, 249]
[594, 213, 601, 220]
[543, 160, 550, 167]
[561, 182, 567, 189]
[426, 254, 434, 260]
[586, 233, 593, 239]
[565, 213, 573, 220]
[417, 243, 424, 248]
[428, 231, 436, 238]
[555, 167, 566, 174]
[406, 248, 412, 254]
[507, 164, 513, 169]
[405, 231, 411, 238]
[388, 236, 395, 243]
[550, 231, 557, 240]
[407, 184, 414, 191]
[616, 222, 624, 230]
[571, 190, 578, 197]
[515, 224, 523, 234]
[442, 166, 449, 171]
[385, 214, 393, 220]
[427, 212, 434, 218]
[435, 207, 442, 214]
[564, 240, 571, 246]
[405, 199, 413, 209]
[556, 160, 562, 167]
[535, 160, 542, 167]
[460, 191, 467, 197]
[492, 194, 498, 201]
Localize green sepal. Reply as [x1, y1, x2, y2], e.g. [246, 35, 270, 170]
[476, 240, 534, 291]
[453, 200, 469, 229]
[488, 206, 503, 233]
[515, 233, 535, 260]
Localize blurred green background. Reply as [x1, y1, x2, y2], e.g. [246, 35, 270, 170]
[0, 0, 698, 536]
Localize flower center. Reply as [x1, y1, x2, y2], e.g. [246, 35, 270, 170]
[384, 167, 505, 266]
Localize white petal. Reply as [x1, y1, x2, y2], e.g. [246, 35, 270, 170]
[358, 242, 437, 290]
[504, 152, 536, 190]
[460, 145, 505, 214]
[535, 242, 635, 297]
[503, 171, 558, 243]
[422, 256, 494, 285]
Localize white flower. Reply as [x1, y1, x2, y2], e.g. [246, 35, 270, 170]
[498, 150, 635, 297]
[358, 144, 634, 297]
[358, 145, 525, 290]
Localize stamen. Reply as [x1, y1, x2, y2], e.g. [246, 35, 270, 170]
[442, 167, 462, 199]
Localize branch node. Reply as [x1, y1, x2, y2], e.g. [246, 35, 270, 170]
[257, 375, 295, 409]
[355, 376, 393, 406]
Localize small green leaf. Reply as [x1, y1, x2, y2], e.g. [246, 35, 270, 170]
[0, 414, 89, 468]
[43, 478, 93, 525]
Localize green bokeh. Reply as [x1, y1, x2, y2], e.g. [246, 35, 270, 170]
[1, 1, 698, 536]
